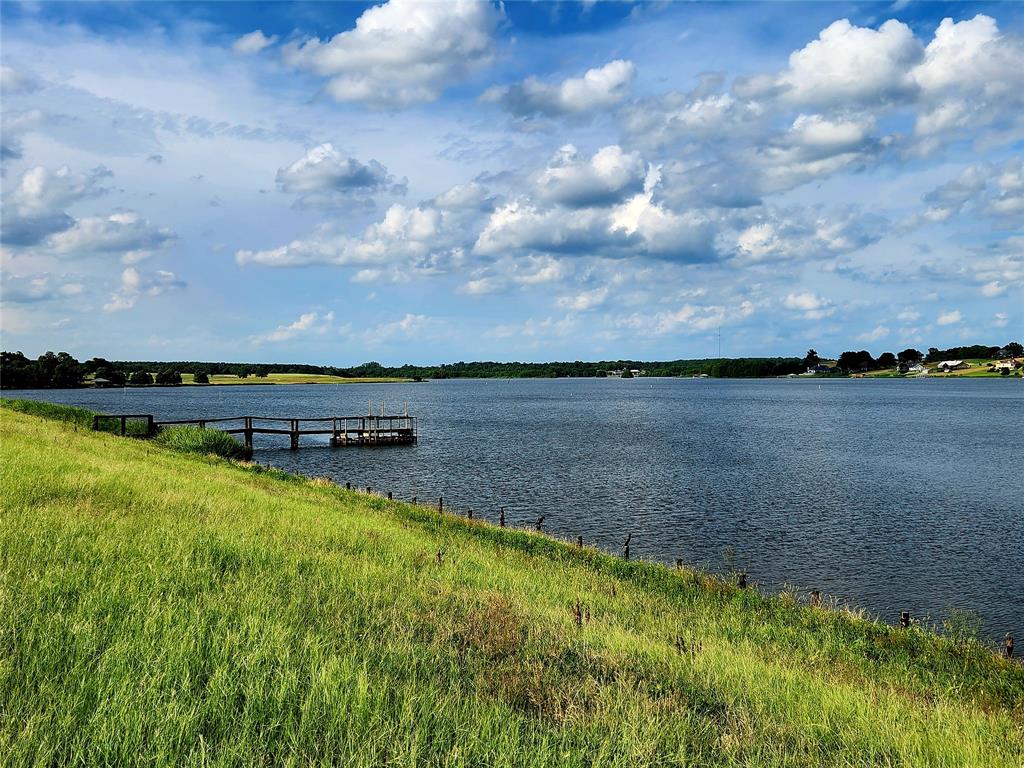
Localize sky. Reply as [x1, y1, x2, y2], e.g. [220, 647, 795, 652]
[1, 0, 1021, 365]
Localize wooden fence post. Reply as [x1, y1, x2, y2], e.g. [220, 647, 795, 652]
[438, 496, 443, 513]
[345, 482, 351, 490]
[147, 415, 154, 436]
[1006, 633, 1015, 659]
[535, 516, 544, 532]
[387, 491, 393, 500]
[92, 415, 99, 431]
[577, 535, 583, 548]
[737, 573, 747, 589]
[467, 509, 473, 520]
[900, 611, 911, 629]
[499, 507, 505, 527]
[623, 533, 632, 561]
[120, 415, 127, 436]
[412, 496, 417, 505]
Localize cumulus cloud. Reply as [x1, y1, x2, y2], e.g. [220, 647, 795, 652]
[556, 286, 609, 311]
[733, 207, 885, 263]
[275, 143, 406, 207]
[232, 30, 278, 55]
[783, 291, 834, 320]
[937, 309, 962, 325]
[250, 310, 335, 343]
[914, 157, 1024, 226]
[777, 19, 922, 106]
[282, 0, 501, 106]
[1, 273, 85, 304]
[857, 324, 890, 342]
[482, 59, 635, 118]
[103, 267, 185, 312]
[51, 212, 177, 263]
[0, 64, 38, 94]
[533, 144, 645, 207]
[237, 197, 472, 278]
[0, 165, 110, 246]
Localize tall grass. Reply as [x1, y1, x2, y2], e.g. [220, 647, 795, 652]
[1, 405, 1021, 767]
[155, 424, 252, 460]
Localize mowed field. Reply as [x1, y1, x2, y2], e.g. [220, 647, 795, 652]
[1, 406, 1022, 767]
[181, 373, 412, 385]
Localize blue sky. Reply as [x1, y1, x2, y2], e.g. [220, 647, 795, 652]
[1, 1, 1021, 365]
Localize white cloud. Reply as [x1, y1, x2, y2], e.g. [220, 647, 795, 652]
[783, 291, 834, 320]
[275, 143, 406, 206]
[857, 324, 890, 342]
[103, 267, 185, 312]
[556, 286, 609, 311]
[1, 164, 110, 245]
[534, 144, 645, 207]
[0, 64, 37, 93]
[50, 212, 176, 263]
[779, 19, 922, 106]
[937, 309, 962, 325]
[250, 310, 335, 343]
[482, 59, 635, 117]
[981, 281, 1005, 297]
[993, 312, 1008, 328]
[232, 30, 278, 56]
[282, 0, 501, 106]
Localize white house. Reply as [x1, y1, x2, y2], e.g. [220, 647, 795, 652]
[937, 360, 968, 372]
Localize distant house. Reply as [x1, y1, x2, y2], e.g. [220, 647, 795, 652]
[806, 364, 832, 374]
[992, 359, 1021, 372]
[897, 361, 927, 374]
[937, 360, 968, 372]
[92, 377, 113, 388]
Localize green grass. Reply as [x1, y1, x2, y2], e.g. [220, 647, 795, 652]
[1, 405, 1022, 767]
[154, 425, 252, 460]
[180, 372, 413, 385]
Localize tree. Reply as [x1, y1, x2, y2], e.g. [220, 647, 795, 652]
[1003, 342, 1023, 357]
[155, 369, 182, 385]
[836, 350, 876, 373]
[193, 371, 210, 384]
[877, 352, 897, 368]
[129, 371, 153, 385]
[94, 365, 127, 386]
[621, 369, 634, 378]
[802, 349, 820, 368]
[897, 348, 923, 363]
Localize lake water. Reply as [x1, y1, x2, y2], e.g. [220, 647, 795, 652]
[11, 377, 1023, 641]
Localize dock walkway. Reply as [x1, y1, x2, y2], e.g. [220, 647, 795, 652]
[93, 412, 417, 449]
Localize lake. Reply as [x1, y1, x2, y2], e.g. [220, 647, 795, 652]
[11, 377, 1023, 641]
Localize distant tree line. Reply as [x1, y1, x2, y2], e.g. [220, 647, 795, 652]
[2, 341, 1020, 389]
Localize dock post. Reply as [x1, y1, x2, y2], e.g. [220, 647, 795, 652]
[120, 415, 127, 435]
[92, 415, 99, 431]
[900, 611, 911, 629]
[467, 509, 473, 520]
[346, 482, 351, 490]
[577, 535, 583, 548]
[675, 558, 683, 571]
[737, 572, 747, 589]
[147, 415, 154, 436]
[290, 419, 299, 450]
[535, 516, 544, 532]
[1006, 633, 1015, 659]
[412, 496, 417, 505]
[244, 417, 253, 449]
[499, 507, 505, 527]
[387, 491, 392, 500]
[623, 534, 632, 561]
[438, 496, 443, 513]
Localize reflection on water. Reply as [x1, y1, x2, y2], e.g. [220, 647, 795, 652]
[14, 377, 1023, 640]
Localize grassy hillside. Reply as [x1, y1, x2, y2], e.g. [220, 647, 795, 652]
[1, 406, 1021, 767]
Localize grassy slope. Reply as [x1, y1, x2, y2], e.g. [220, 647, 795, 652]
[1, 408, 1021, 767]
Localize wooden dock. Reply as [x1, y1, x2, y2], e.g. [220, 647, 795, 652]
[93, 413, 417, 449]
